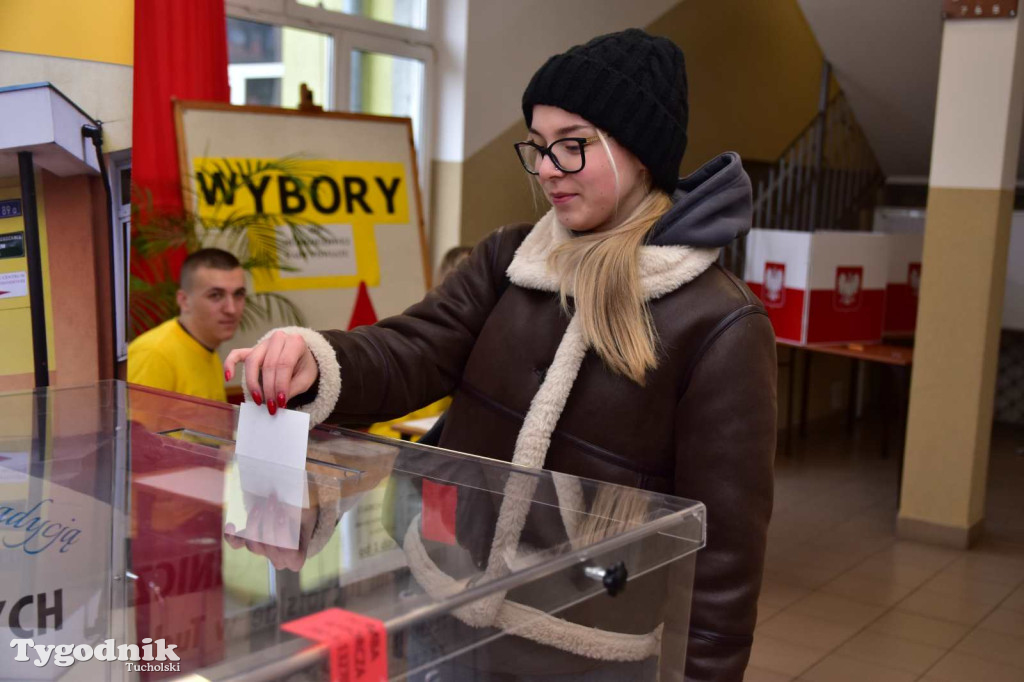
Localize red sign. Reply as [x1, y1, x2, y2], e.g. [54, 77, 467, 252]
[282, 609, 387, 682]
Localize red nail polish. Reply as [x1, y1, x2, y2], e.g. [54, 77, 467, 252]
[225, 370, 231, 381]
[277, 392, 286, 406]
[268, 399, 277, 416]
[253, 391, 263, 406]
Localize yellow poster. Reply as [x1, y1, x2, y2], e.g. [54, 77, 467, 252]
[191, 159, 410, 292]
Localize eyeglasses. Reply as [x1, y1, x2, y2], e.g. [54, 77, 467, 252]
[513, 136, 601, 174]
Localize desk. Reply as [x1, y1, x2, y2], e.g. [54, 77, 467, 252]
[778, 340, 913, 464]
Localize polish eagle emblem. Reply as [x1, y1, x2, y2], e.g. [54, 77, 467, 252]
[763, 262, 786, 308]
[834, 266, 863, 310]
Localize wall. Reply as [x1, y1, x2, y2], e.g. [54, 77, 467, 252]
[0, 54, 133, 154]
[431, 0, 680, 252]
[438, 0, 829, 250]
[0, 0, 134, 153]
[650, 0, 826, 174]
[0, 0, 130, 390]
[0, 0, 133, 66]
[45, 172, 113, 386]
[0, 0, 134, 151]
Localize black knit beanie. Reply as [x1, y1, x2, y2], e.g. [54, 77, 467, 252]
[522, 28, 688, 194]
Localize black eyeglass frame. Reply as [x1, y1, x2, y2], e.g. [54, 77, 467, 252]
[513, 136, 601, 175]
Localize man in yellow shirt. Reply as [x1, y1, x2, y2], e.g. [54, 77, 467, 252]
[128, 249, 246, 401]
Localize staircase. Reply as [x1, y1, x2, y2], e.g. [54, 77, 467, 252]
[723, 89, 885, 276]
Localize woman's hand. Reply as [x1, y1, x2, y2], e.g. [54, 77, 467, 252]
[223, 496, 320, 572]
[224, 330, 319, 414]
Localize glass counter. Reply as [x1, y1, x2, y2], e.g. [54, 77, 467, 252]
[0, 382, 704, 681]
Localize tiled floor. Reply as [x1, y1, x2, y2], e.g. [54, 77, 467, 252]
[746, 420, 1024, 682]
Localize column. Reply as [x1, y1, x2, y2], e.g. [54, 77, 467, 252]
[899, 12, 1024, 547]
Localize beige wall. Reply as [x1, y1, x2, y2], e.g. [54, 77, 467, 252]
[899, 12, 1024, 548]
[459, 126, 546, 246]
[649, 0, 826, 174]
[459, 0, 681, 159]
[901, 187, 1015, 537]
[430, 159, 464, 266]
[449, 0, 828, 246]
[0, 51, 133, 153]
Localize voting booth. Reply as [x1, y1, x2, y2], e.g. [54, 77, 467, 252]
[882, 232, 924, 336]
[0, 382, 705, 681]
[744, 228, 889, 345]
[872, 208, 926, 336]
[873, 206, 1024, 334]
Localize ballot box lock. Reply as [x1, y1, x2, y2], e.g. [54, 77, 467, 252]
[583, 561, 628, 597]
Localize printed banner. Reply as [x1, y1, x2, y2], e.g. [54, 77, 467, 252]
[191, 158, 410, 293]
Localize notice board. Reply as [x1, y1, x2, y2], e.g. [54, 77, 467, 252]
[174, 101, 429, 353]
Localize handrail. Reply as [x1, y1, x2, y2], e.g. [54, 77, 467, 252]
[722, 92, 884, 276]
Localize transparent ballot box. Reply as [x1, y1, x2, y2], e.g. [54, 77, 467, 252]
[0, 382, 705, 681]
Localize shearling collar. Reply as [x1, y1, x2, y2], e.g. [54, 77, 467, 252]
[506, 208, 720, 300]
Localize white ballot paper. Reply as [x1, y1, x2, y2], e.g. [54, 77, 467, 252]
[235, 401, 311, 467]
[228, 403, 312, 549]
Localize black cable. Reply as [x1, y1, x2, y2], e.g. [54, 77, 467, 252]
[17, 151, 49, 389]
[82, 124, 121, 378]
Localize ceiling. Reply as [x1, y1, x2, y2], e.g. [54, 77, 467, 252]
[796, 0, 1024, 182]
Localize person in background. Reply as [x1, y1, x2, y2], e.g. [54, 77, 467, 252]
[436, 245, 472, 284]
[366, 244, 474, 440]
[129, 248, 246, 401]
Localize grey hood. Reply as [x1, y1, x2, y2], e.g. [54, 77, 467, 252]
[646, 151, 752, 248]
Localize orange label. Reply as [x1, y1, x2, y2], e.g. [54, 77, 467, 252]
[282, 608, 387, 682]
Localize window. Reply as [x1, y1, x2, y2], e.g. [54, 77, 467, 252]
[295, 0, 427, 30]
[226, 1, 436, 216]
[227, 17, 334, 109]
[350, 49, 426, 146]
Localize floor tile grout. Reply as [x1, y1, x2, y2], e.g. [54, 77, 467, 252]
[753, 420, 1024, 682]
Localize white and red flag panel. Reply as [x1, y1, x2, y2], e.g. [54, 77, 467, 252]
[745, 229, 889, 345]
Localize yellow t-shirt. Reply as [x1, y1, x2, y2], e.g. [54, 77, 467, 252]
[127, 318, 226, 401]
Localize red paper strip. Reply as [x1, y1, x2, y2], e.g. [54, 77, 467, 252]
[421, 479, 457, 545]
[282, 609, 387, 682]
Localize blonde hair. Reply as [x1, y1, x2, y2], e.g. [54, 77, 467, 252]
[547, 133, 673, 385]
[575, 486, 652, 546]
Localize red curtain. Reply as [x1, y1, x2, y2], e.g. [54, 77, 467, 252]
[132, 0, 230, 282]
